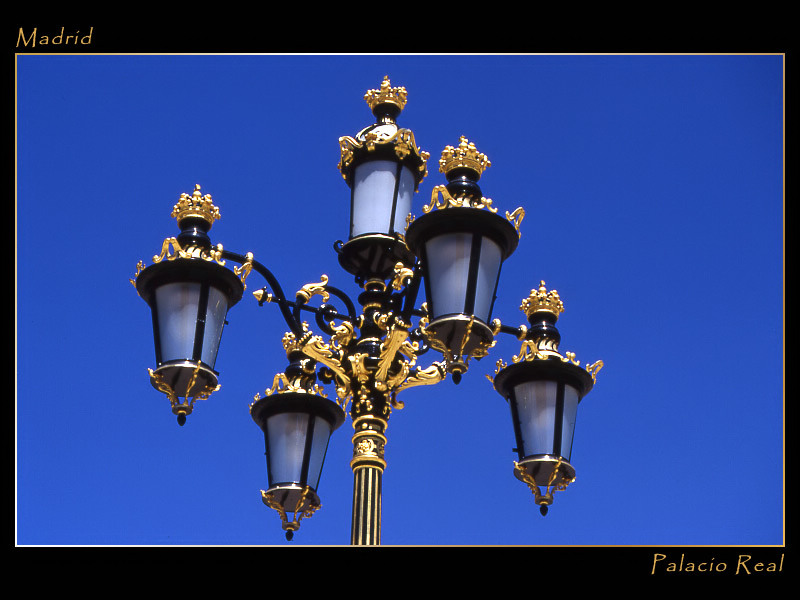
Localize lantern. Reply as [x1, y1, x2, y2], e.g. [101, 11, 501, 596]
[336, 76, 429, 280]
[405, 137, 522, 379]
[134, 185, 244, 424]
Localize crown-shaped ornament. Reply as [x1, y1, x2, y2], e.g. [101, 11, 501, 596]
[439, 136, 492, 176]
[171, 184, 221, 226]
[520, 281, 565, 319]
[364, 76, 408, 112]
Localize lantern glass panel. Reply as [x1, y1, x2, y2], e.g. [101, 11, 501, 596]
[513, 380, 558, 457]
[560, 384, 580, 461]
[424, 232, 471, 317]
[266, 412, 333, 490]
[201, 286, 229, 368]
[472, 236, 502, 323]
[155, 281, 202, 363]
[351, 159, 415, 237]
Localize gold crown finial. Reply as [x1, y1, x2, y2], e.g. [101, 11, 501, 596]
[364, 76, 408, 112]
[439, 136, 491, 176]
[520, 281, 565, 318]
[171, 184, 221, 226]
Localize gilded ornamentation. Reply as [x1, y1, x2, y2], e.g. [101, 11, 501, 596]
[252, 288, 273, 304]
[300, 334, 350, 390]
[421, 183, 524, 236]
[585, 360, 604, 383]
[296, 275, 330, 304]
[505, 207, 525, 236]
[338, 77, 429, 182]
[364, 76, 408, 111]
[520, 281, 564, 318]
[485, 358, 508, 385]
[439, 136, 491, 176]
[422, 184, 498, 214]
[151, 236, 226, 266]
[505, 283, 601, 382]
[254, 372, 328, 400]
[129, 260, 145, 287]
[391, 262, 415, 291]
[148, 365, 220, 416]
[233, 252, 254, 290]
[513, 460, 574, 506]
[394, 362, 446, 396]
[171, 184, 221, 226]
[376, 323, 410, 383]
[329, 321, 356, 350]
[261, 487, 319, 534]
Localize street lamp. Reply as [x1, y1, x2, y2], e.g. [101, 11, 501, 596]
[133, 186, 244, 425]
[336, 76, 429, 281]
[405, 136, 522, 382]
[131, 77, 602, 544]
[490, 281, 603, 514]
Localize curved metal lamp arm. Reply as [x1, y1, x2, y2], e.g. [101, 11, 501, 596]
[221, 249, 357, 337]
[294, 281, 358, 336]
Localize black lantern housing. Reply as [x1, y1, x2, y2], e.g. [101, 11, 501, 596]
[134, 185, 244, 424]
[494, 356, 594, 484]
[405, 137, 521, 378]
[251, 390, 345, 539]
[336, 76, 429, 280]
[492, 282, 600, 513]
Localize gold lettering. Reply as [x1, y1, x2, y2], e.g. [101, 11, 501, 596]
[651, 553, 666, 574]
[736, 555, 751, 575]
[17, 28, 36, 47]
[16, 26, 92, 48]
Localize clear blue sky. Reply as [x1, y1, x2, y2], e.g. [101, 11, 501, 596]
[16, 53, 784, 547]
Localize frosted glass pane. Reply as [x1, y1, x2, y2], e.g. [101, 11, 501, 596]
[392, 163, 415, 233]
[560, 385, 580, 461]
[155, 282, 201, 362]
[513, 380, 558, 457]
[306, 416, 333, 490]
[425, 232, 471, 318]
[472, 237, 502, 323]
[201, 286, 229, 368]
[352, 160, 408, 237]
[266, 412, 310, 485]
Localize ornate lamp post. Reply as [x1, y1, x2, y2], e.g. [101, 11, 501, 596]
[131, 77, 602, 544]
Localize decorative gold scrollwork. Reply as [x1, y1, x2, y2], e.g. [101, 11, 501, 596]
[234, 252, 254, 289]
[376, 324, 410, 383]
[256, 372, 328, 399]
[561, 351, 580, 366]
[422, 185, 498, 214]
[585, 360, 604, 383]
[296, 275, 330, 304]
[394, 362, 447, 396]
[513, 459, 573, 507]
[130, 260, 146, 287]
[261, 487, 320, 534]
[506, 207, 525, 236]
[391, 262, 415, 291]
[151, 236, 226, 266]
[148, 365, 220, 416]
